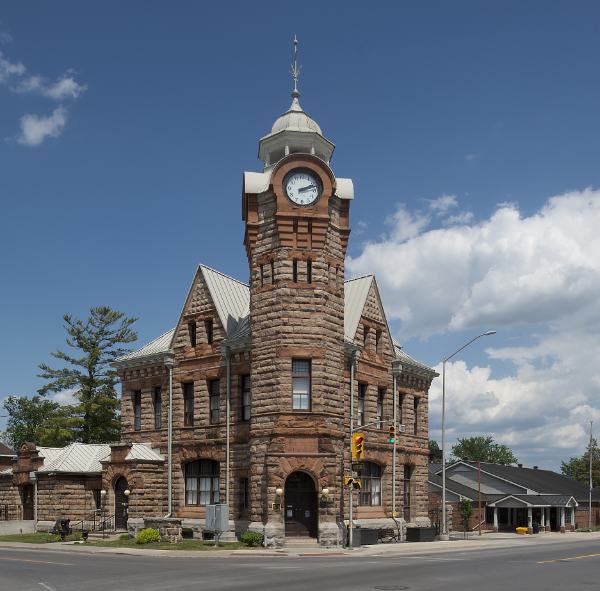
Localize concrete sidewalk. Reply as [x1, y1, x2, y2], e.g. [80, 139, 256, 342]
[0, 530, 599, 558]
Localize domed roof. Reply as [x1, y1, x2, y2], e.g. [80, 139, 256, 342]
[270, 90, 322, 136]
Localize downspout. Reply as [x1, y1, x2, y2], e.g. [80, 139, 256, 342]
[225, 346, 231, 509]
[164, 356, 174, 517]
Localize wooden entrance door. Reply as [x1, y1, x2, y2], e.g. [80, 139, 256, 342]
[23, 485, 34, 520]
[284, 472, 317, 538]
[114, 477, 129, 530]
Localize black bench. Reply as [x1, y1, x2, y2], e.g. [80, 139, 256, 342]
[377, 527, 400, 543]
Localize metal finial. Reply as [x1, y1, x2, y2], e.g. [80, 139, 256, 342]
[289, 35, 302, 97]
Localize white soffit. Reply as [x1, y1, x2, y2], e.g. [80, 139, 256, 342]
[335, 178, 354, 200]
[244, 171, 272, 194]
[344, 275, 373, 342]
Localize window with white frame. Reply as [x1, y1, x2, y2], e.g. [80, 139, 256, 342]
[359, 462, 382, 506]
[210, 380, 220, 424]
[292, 360, 310, 410]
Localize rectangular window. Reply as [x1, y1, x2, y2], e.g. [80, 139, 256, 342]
[206, 320, 214, 344]
[403, 465, 411, 521]
[359, 462, 382, 506]
[189, 323, 197, 347]
[376, 330, 382, 355]
[260, 264, 264, 287]
[154, 387, 162, 429]
[414, 396, 419, 436]
[210, 380, 220, 424]
[357, 384, 366, 426]
[327, 263, 330, 285]
[377, 389, 384, 429]
[184, 383, 194, 427]
[185, 460, 220, 506]
[566, 508, 572, 525]
[93, 490, 101, 510]
[399, 392, 404, 425]
[307, 260, 312, 284]
[133, 390, 141, 431]
[271, 260, 275, 284]
[241, 375, 251, 421]
[364, 326, 370, 350]
[293, 260, 298, 283]
[292, 359, 310, 410]
[241, 478, 249, 508]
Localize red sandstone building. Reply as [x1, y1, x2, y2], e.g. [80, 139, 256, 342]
[0, 53, 439, 547]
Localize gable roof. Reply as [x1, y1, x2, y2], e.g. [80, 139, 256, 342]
[0, 442, 14, 456]
[344, 275, 373, 343]
[170, 264, 250, 349]
[432, 460, 600, 503]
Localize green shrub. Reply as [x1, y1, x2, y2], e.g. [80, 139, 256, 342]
[119, 533, 132, 540]
[136, 528, 161, 544]
[241, 529, 263, 546]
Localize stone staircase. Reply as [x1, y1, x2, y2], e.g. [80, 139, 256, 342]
[284, 537, 320, 549]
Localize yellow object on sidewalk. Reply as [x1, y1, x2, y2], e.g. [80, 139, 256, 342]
[516, 527, 528, 535]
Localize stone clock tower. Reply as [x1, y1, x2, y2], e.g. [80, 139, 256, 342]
[242, 39, 354, 545]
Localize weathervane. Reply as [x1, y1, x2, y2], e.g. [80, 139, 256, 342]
[289, 35, 302, 95]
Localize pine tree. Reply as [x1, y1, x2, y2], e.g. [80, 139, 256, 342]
[37, 306, 138, 444]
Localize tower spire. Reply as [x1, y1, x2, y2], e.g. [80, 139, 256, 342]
[289, 35, 302, 99]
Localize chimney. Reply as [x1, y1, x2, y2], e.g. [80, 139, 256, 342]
[518, 464, 523, 468]
[499, 461, 505, 465]
[533, 466, 538, 470]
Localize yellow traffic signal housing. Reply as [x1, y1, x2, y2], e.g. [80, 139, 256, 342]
[352, 480, 361, 490]
[344, 476, 354, 487]
[389, 425, 396, 443]
[352, 433, 365, 459]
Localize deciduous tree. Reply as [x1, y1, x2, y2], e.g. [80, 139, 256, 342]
[451, 436, 518, 464]
[561, 438, 600, 488]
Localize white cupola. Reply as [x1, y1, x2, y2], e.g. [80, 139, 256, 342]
[258, 38, 335, 171]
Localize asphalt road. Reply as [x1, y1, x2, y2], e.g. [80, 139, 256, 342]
[1, 539, 600, 591]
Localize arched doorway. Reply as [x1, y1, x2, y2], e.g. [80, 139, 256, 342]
[284, 471, 317, 538]
[114, 477, 129, 530]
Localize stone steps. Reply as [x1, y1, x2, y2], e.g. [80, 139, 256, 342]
[284, 537, 320, 548]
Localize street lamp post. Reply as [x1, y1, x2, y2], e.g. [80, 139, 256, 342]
[441, 331, 496, 541]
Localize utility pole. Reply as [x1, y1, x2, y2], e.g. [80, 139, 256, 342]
[590, 421, 593, 530]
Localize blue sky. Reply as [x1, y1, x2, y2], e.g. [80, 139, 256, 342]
[1, 1, 600, 471]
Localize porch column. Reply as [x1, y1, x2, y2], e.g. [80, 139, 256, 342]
[540, 507, 545, 528]
[493, 506, 498, 532]
[527, 507, 533, 534]
[546, 507, 550, 531]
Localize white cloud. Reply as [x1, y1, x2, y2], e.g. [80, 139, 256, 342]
[347, 188, 600, 469]
[52, 389, 78, 406]
[426, 194, 458, 215]
[0, 50, 25, 83]
[443, 211, 474, 226]
[16, 106, 68, 146]
[0, 32, 13, 44]
[12, 72, 87, 100]
[466, 153, 477, 161]
[348, 188, 600, 338]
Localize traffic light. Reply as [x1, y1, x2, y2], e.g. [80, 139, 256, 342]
[352, 480, 361, 490]
[344, 476, 354, 487]
[352, 433, 364, 459]
[389, 425, 396, 443]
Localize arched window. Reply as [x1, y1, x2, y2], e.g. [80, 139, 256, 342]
[359, 462, 382, 506]
[184, 460, 220, 506]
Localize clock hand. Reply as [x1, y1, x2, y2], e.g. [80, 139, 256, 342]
[298, 184, 316, 193]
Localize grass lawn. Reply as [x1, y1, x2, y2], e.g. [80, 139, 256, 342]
[80, 537, 257, 551]
[0, 532, 83, 543]
[0, 532, 260, 550]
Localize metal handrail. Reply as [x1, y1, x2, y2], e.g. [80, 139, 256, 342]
[1, 504, 23, 521]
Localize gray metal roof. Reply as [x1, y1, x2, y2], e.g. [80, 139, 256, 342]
[40, 443, 111, 473]
[393, 337, 439, 376]
[200, 265, 250, 336]
[344, 275, 373, 342]
[124, 443, 164, 462]
[116, 328, 175, 363]
[428, 471, 483, 501]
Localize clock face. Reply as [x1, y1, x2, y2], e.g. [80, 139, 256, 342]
[283, 168, 322, 206]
